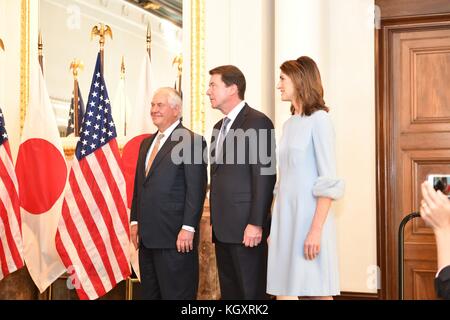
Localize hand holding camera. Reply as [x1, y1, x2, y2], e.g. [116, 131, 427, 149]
[421, 180, 450, 232]
[427, 174, 450, 199]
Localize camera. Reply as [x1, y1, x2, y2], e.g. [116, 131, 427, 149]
[427, 174, 450, 199]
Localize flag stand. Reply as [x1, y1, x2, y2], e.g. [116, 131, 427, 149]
[125, 277, 140, 300]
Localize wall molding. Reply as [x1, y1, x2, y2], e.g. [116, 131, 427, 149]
[335, 291, 380, 300]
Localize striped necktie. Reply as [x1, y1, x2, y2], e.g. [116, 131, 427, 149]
[216, 117, 231, 157]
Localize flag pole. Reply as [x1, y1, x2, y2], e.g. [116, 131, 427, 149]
[124, 23, 154, 294]
[173, 53, 183, 95]
[121, 56, 127, 136]
[147, 22, 152, 61]
[70, 59, 84, 137]
[38, 31, 44, 74]
[91, 23, 112, 75]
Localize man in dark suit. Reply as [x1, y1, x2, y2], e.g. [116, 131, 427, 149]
[207, 65, 276, 300]
[130, 87, 207, 300]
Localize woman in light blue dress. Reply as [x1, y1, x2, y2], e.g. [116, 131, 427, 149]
[267, 56, 345, 300]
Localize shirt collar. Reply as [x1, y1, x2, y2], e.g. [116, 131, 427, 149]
[225, 100, 246, 122]
[158, 119, 181, 137]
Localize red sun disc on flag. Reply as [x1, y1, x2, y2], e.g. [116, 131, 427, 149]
[15, 138, 67, 214]
[122, 134, 151, 209]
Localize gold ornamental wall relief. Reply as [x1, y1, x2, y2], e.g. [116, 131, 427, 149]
[20, 0, 30, 134]
[190, 0, 205, 136]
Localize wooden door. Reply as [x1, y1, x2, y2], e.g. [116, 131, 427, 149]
[379, 19, 450, 299]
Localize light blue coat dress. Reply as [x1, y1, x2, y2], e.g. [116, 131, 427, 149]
[267, 110, 345, 296]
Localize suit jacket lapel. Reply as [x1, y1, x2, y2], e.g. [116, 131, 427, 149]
[211, 121, 222, 173]
[146, 122, 183, 178]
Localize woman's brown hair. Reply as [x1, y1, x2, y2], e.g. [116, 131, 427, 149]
[280, 56, 329, 116]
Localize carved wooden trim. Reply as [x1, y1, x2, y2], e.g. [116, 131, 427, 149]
[376, 0, 450, 20]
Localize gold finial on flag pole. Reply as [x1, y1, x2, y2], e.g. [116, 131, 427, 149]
[91, 23, 113, 74]
[172, 53, 183, 95]
[70, 59, 84, 80]
[0, 38, 4, 51]
[70, 59, 84, 137]
[146, 22, 152, 61]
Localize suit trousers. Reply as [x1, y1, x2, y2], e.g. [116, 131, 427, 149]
[139, 245, 199, 300]
[214, 238, 269, 300]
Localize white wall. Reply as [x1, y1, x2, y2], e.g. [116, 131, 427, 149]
[274, 0, 330, 135]
[0, 0, 22, 158]
[327, 0, 377, 293]
[204, 0, 275, 139]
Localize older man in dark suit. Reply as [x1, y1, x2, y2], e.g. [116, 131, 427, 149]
[130, 87, 207, 300]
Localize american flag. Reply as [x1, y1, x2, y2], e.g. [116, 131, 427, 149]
[66, 87, 85, 137]
[56, 53, 131, 300]
[0, 108, 24, 281]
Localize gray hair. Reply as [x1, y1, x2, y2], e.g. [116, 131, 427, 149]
[155, 87, 183, 119]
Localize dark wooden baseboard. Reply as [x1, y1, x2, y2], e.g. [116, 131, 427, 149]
[335, 291, 379, 300]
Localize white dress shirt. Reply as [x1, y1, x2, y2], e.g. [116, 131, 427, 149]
[215, 100, 246, 151]
[131, 119, 195, 233]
